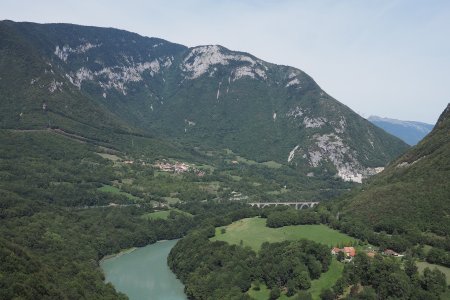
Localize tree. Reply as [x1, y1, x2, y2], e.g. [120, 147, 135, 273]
[404, 257, 418, 278]
[296, 271, 311, 290]
[421, 267, 447, 295]
[269, 286, 281, 300]
[332, 277, 347, 295]
[286, 279, 296, 296]
[378, 272, 411, 299]
[320, 288, 336, 300]
[294, 291, 313, 300]
[356, 286, 377, 300]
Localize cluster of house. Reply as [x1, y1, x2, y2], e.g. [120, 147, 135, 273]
[154, 160, 205, 176]
[331, 246, 356, 261]
[155, 161, 190, 173]
[331, 246, 403, 262]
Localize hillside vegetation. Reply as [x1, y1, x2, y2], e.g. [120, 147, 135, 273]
[0, 20, 408, 185]
[340, 104, 450, 237]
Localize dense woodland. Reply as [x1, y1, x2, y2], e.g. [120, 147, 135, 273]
[0, 130, 258, 299]
[333, 254, 447, 300]
[1, 128, 449, 299]
[336, 105, 450, 239]
[168, 228, 331, 299]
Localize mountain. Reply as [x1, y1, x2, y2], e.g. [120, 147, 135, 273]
[341, 104, 450, 236]
[0, 20, 409, 183]
[368, 115, 434, 145]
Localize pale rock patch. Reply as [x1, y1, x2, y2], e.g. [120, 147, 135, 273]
[181, 45, 267, 81]
[308, 133, 383, 183]
[288, 145, 300, 163]
[286, 106, 304, 119]
[54, 43, 101, 62]
[286, 78, 300, 87]
[48, 79, 63, 93]
[303, 117, 327, 128]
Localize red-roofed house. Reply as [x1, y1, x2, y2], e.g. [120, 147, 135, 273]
[331, 247, 356, 258]
[331, 247, 341, 255]
[344, 247, 356, 257]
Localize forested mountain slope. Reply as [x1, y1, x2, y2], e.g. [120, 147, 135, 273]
[0, 20, 409, 183]
[340, 104, 450, 236]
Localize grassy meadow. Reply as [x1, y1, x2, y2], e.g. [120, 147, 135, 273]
[211, 217, 356, 251]
[308, 258, 344, 299]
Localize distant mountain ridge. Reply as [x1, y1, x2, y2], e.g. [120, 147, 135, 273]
[368, 115, 433, 145]
[342, 104, 450, 236]
[0, 20, 409, 183]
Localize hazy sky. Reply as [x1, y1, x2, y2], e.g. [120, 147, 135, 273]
[2, 0, 449, 123]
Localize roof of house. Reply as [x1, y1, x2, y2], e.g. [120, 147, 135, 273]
[384, 249, 399, 255]
[344, 247, 356, 257]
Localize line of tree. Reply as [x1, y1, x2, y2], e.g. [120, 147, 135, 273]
[265, 208, 321, 227]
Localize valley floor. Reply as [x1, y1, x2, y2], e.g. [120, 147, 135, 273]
[211, 217, 354, 299]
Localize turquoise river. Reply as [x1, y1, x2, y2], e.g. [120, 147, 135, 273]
[100, 239, 187, 300]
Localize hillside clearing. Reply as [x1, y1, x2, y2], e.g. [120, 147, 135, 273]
[212, 217, 356, 251]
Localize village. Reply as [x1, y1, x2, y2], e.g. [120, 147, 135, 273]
[154, 160, 206, 176]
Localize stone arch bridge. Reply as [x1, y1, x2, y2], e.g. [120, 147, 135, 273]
[248, 202, 319, 210]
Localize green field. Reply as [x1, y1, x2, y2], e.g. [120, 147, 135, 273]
[309, 258, 344, 299]
[97, 185, 140, 201]
[417, 261, 450, 285]
[141, 209, 192, 220]
[211, 217, 356, 251]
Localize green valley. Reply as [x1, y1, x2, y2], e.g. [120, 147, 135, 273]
[0, 18, 448, 300]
